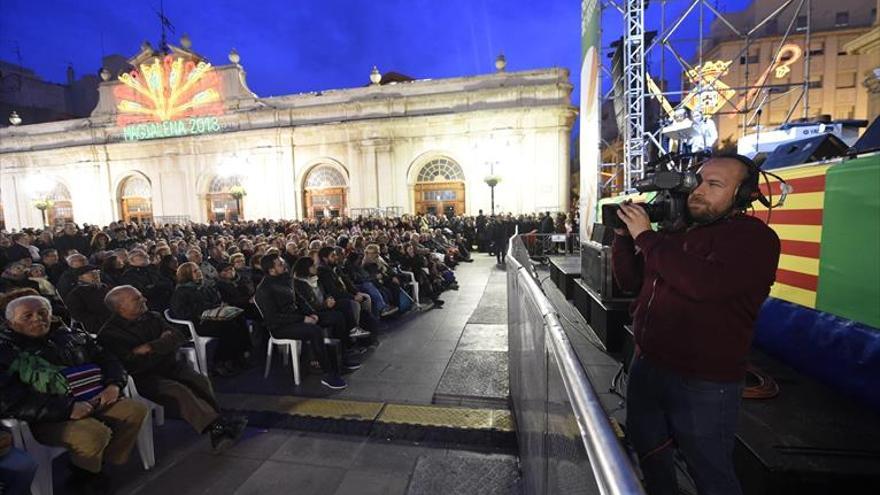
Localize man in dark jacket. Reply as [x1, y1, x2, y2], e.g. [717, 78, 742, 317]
[254, 254, 347, 390]
[612, 155, 780, 495]
[54, 223, 90, 257]
[0, 295, 147, 489]
[98, 286, 246, 452]
[316, 247, 378, 334]
[64, 265, 112, 334]
[4, 234, 34, 264]
[120, 250, 173, 311]
[41, 249, 66, 286]
[56, 254, 90, 300]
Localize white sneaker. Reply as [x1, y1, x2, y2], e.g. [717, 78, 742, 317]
[349, 327, 371, 338]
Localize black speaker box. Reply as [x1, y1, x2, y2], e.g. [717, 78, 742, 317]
[853, 116, 880, 154]
[762, 133, 849, 170]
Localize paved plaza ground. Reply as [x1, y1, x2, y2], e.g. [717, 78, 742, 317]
[58, 255, 522, 494]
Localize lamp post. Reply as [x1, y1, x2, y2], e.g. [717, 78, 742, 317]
[483, 161, 501, 216]
[34, 199, 53, 227]
[26, 175, 54, 228]
[229, 185, 246, 221]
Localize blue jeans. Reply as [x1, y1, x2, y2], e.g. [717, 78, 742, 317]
[0, 447, 38, 495]
[626, 355, 744, 495]
[356, 282, 388, 317]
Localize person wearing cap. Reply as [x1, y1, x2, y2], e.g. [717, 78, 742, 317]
[64, 265, 112, 335]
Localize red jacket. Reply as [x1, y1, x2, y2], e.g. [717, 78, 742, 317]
[612, 214, 780, 382]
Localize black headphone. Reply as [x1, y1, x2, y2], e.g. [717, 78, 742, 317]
[732, 154, 761, 210]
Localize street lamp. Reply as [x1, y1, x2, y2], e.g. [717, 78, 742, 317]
[229, 185, 246, 221]
[483, 161, 501, 216]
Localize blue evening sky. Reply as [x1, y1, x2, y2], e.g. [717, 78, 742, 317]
[0, 0, 752, 105]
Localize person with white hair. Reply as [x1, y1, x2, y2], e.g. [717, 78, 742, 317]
[0, 294, 148, 492]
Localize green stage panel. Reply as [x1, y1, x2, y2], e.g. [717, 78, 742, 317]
[816, 154, 880, 329]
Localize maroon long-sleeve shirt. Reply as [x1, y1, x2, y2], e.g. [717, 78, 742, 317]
[612, 214, 780, 382]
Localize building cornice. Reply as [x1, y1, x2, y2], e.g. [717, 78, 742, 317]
[844, 26, 880, 54]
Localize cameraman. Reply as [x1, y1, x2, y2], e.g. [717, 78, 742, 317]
[612, 154, 780, 495]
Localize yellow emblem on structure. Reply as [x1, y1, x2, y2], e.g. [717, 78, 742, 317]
[682, 60, 735, 116]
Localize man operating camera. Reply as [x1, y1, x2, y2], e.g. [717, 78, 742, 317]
[612, 154, 781, 495]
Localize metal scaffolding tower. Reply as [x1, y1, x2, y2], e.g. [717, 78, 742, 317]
[602, 0, 816, 192]
[623, 0, 646, 189]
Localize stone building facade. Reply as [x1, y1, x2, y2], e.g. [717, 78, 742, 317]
[0, 42, 576, 230]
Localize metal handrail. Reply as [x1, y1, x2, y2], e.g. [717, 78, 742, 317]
[507, 232, 645, 495]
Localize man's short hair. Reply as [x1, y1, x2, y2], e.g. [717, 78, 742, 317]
[5, 295, 50, 322]
[260, 253, 280, 273]
[104, 285, 136, 312]
[318, 246, 335, 261]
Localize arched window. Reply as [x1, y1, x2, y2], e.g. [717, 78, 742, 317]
[46, 182, 74, 226]
[416, 158, 465, 183]
[305, 167, 347, 189]
[206, 175, 244, 222]
[209, 175, 243, 193]
[119, 175, 153, 223]
[303, 165, 348, 219]
[121, 176, 151, 198]
[414, 157, 466, 217]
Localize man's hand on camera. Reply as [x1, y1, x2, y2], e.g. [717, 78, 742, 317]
[617, 203, 652, 240]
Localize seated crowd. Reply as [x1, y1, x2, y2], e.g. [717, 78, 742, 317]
[0, 214, 479, 494]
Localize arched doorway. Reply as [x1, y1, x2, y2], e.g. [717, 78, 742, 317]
[303, 165, 348, 218]
[206, 175, 244, 222]
[46, 182, 74, 226]
[413, 158, 466, 216]
[118, 175, 153, 223]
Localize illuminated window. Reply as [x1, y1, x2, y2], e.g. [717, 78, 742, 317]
[808, 76, 823, 89]
[417, 158, 464, 183]
[809, 42, 824, 57]
[835, 12, 849, 27]
[796, 15, 807, 32]
[305, 166, 347, 189]
[209, 175, 243, 193]
[121, 176, 151, 198]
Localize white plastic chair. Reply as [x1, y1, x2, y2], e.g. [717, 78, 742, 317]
[123, 376, 158, 470]
[398, 270, 423, 310]
[253, 300, 303, 385]
[1, 418, 66, 495]
[264, 336, 303, 385]
[163, 309, 214, 376]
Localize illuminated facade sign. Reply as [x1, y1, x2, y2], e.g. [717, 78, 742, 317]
[114, 54, 224, 140]
[122, 116, 221, 141]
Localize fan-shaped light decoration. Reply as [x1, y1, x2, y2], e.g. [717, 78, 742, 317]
[114, 55, 222, 125]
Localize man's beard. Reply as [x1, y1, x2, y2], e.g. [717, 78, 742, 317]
[687, 199, 723, 225]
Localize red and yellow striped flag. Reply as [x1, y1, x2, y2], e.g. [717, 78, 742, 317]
[750, 164, 830, 308]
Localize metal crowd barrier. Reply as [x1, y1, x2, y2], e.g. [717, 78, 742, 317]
[507, 231, 644, 495]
